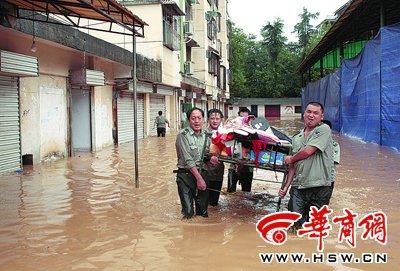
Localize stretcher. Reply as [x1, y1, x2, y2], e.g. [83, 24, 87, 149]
[214, 128, 292, 212]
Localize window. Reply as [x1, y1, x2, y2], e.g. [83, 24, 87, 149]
[207, 50, 219, 75]
[185, 0, 193, 21]
[221, 65, 226, 90]
[207, 18, 216, 40]
[163, 9, 181, 50]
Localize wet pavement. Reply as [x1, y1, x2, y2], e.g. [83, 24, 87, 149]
[0, 118, 399, 270]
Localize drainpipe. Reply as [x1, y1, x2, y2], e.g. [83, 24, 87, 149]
[132, 32, 139, 188]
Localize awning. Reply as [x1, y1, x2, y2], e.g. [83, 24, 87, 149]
[298, 0, 400, 73]
[1, 0, 147, 36]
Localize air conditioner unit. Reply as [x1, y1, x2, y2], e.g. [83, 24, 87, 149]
[184, 21, 194, 35]
[0, 50, 38, 77]
[70, 68, 105, 86]
[184, 61, 194, 75]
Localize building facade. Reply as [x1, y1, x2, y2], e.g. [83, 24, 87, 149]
[0, 6, 153, 173]
[0, 0, 231, 173]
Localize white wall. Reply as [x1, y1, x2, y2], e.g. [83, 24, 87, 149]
[20, 77, 41, 164]
[39, 76, 68, 160]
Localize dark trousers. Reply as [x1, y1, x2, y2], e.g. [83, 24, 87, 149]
[207, 163, 225, 206]
[157, 127, 166, 137]
[176, 171, 209, 218]
[327, 182, 335, 204]
[288, 186, 331, 227]
[209, 181, 223, 206]
[227, 166, 253, 192]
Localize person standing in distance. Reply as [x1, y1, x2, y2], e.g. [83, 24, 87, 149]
[180, 107, 187, 129]
[278, 102, 333, 228]
[205, 109, 225, 206]
[321, 119, 341, 204]
[227, 107, 254, 192]
[154, 111, 169, 137]
[175, 107, 211, 218]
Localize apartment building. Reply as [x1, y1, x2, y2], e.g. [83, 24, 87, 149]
[181, 0, 230, 116]
[117, 0, 230, 124]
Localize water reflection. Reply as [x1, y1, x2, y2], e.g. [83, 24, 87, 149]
[0, 118, 398, 270]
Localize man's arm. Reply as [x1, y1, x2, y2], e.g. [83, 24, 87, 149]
[154, 116, 158, 127]
[284, 145, 318, 165]
[279, 164, 295, 198]
[278, 145, 317, 198]
[188, 167, 206, 191]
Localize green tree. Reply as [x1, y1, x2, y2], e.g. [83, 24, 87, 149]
[293, 7, 320, 59]
[260, 18, 287, 96]
[244, 34, 267, 97]
[229, 26, 249, 97]
[308, 21, 331, 54]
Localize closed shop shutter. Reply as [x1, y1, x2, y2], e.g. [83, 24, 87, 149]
[117, 91, 144, 144]
[149, 95, 166, 136]
[71, 86, 91, 152]
[265, 104, 281, 118]
[0, 75, 21, 173]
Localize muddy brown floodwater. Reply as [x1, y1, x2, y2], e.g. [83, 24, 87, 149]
[0, 118, 399, 271]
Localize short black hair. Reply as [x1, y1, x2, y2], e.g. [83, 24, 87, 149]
[238, 107, 251, 116]
[207, 108, 223, 118]
[158, 111, 162, 115]
[321, 119, 332, 128]
[186, 107, 204, 119]
[306, 102, 324, 113]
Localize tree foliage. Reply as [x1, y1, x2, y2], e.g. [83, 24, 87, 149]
[293, 7, 320, 58]
[229, 7, 326, 99]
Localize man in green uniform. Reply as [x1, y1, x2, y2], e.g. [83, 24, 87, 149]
[279, 102, 333, 227]
[321, 119, 341, 204]
[175, 107, 210, 218]
[205, 109, 225, 206]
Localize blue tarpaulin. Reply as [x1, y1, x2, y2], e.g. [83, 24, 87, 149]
[302, 70, 340, 131]
[302, 23, 400, 151]
[341, 37, 381, 144]
[381, 23, 400, 150]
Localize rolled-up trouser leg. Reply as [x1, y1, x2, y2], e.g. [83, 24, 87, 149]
[176, 173, 195, 218]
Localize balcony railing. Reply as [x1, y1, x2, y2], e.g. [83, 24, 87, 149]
[163, 21, 180, 51]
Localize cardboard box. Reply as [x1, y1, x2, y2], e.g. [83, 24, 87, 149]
[269, 152, 285, 166]
[250, 150, 285, 165]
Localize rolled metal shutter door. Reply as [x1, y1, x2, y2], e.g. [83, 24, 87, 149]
[0, 75, 21, 173]
[117, 92, 144, 144]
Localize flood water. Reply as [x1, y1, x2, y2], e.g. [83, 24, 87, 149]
[0, 118, 399, 271]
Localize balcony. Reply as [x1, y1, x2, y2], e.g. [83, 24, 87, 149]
[163, 21, 180, 51]
[184, 61, 194, 75]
